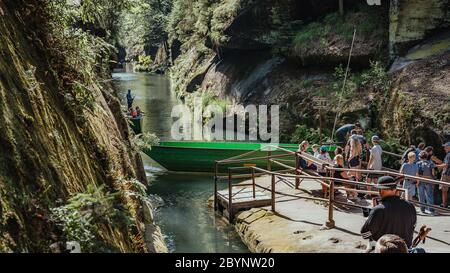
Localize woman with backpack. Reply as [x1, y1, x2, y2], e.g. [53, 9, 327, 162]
[417, 151, 436, 215]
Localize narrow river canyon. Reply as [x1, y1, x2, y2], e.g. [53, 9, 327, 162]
[113, 72, 248, 253]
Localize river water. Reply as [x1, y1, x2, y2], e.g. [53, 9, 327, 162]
[112, 72, 248, 253]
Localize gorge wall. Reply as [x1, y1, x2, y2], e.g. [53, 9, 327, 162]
[168, 0, 449, 148]
[0, 1, 166, 252]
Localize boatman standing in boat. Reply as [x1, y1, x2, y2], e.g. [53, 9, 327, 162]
[126, 89, 135, 109]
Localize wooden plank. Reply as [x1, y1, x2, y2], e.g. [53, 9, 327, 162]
[217, 186, 272, 215]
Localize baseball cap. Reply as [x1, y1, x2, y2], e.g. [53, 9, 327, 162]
[443, 142, 450, 148]
[374, 176, 399, 190]
[372, 135, 381, 142]
[320, 146, 328, 152]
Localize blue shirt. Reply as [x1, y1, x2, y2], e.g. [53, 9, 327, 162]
[417, 160, 435, 177]
[444, 152, 450, 176]
[127, 93, 133, 102]
[401, 162, 418, 182]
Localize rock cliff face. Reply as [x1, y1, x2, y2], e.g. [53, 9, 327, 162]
[381, 51, 450, 150]
[170, 0, 449, 146]
[0, 1, 166, 252]
[389, 0, 450, 56]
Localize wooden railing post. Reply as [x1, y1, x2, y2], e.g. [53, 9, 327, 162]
[252, 168, 256, 199]
[271, 173, 276, 212]
[228, 169, 234, 222]
[267, 150, 272, 171]
[326, 174, 335, 228]
[214, 162, 218, 210]
[295, 152, 300, 189]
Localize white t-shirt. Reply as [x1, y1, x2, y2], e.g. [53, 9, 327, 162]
[316, 153, 332, 173]
[369, 144, 383, 170]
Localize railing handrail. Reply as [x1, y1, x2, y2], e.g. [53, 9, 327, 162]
[217, 148, 450, 188]
[214, 144, 450, 226]
[326, 166, 450, 187]
[383, 150, 403, 158]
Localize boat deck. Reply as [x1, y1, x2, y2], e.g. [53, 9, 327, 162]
[216, 187, 272, 220]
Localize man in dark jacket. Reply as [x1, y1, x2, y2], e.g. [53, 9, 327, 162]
[361, 176, 417, 250]
[126, 89, 135, 109]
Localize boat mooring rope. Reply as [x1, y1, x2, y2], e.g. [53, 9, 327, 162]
[331, 29, 357, 142]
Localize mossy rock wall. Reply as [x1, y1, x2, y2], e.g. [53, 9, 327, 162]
[389, 0, 450, 56]
[0, 1, 165, 252]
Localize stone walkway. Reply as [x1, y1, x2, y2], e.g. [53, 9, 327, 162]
[232, 176, 450, 253]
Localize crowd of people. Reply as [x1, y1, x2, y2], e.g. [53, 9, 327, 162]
[297, 123, 450, 253]
[128, 106, 144, 118]
[399, 142, 450, 213]
[296, 123, 450, 216]
[297, 123, 383, 202]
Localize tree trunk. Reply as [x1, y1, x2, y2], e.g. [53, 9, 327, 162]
[339, 0, 344, 16]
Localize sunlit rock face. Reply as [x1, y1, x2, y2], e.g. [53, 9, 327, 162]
[381, 51, 450, 153]
[389, 0, 450, 56]
[0, 1, 166, 253]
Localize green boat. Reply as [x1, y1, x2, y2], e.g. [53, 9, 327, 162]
[143, 141, 337, 173]
[128, 116, 143, 135]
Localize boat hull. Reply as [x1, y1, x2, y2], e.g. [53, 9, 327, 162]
[143, 142, 336, 173]
[129, 117, 143, 135]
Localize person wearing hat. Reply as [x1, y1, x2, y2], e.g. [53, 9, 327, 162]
[311, 144, 320, 157]
[367, 136, 383, 192]
[436, 142, 450, 208]
[361, 176, 417, 251]
[316, 145, 333, 197]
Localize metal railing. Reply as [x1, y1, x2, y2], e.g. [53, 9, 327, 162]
[214, 145, 450, 225]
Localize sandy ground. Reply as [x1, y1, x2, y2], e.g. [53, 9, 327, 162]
[230, 176, 450, 253]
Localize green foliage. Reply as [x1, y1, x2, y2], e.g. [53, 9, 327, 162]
[301, 79, 314, 89]
[324, 61, 389, 106]
[132, 132, 160, 150]
[210, 0, 252, 45]
[117, 177, 148, 200]
[200, 92, 229, 112]
[50, 185, 118, 252]
[119, 0, 172, 60]
[70, 81, 96, 111]
[360, 61, 391, 93]
[294, 22, 324, 44]
[167, 0, 253, 46]
[45, 0, 127, 113]
[290, 124, 323, 144]
[168, 0, 214, 43]
[134, 55, 153, 71]
[293, 4, 383, 46]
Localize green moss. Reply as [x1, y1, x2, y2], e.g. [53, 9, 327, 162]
[300, 79, 314, 88]
[293, 4, 386, 53]
[210, 0, 253, 45]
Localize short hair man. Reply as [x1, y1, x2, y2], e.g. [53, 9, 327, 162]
[400, 152, 420, 200]
[375, 234, 408, 253]
[436, 142, 450, 208]
[361, 176, 417, 250]
[367, 136, 383, 192]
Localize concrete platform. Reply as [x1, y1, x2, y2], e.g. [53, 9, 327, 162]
[232, 175, 450, 253]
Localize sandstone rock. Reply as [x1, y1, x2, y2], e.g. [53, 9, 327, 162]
[389, 0, 450, 56]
